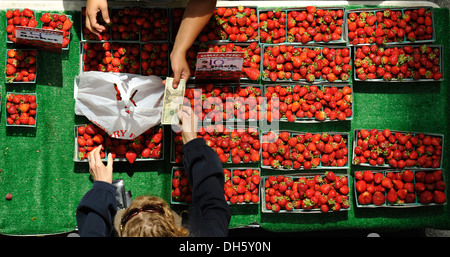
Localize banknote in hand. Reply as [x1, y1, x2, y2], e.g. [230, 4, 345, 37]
[161, 77, 186, 125]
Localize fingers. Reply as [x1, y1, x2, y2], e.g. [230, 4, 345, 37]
[181, 105, 192, 113]
[106, 153, 113, 170]
[177, 109, 184, 122]
[181, 70, 191, 81]
[88, 145, 102, 176]
[100, 6, 110, 24]
[85, 16, 97, 36]
[172, 72, 180, 89]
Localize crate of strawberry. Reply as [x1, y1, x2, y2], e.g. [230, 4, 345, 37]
[263, 84, 353, 123]
[5, 92, 37, 127]
[261, 130, 349, 170]
[354, 169, 446, 207]
[262, 172, 350, 213]
[354, 44, 443, 81]
[171, 167, 192, 204]
[171, 167, 261, 205]
[74, 123, 163, 163]
[5, 49, 37, 83]
[40, 12, 72, 50]
[261, 44, 351, 83]
[258, 8, 287, 44]
[224, 168, 261, 204]
[109, 7, 140, 41]
[352, 128, 443, 170]
[81, 42, 141, 74]
[81, 7, 111, 41]
[81, 42, 111, 72]
[345, 7, 435, 46]
[212, 6, 259, 42]
[5, 8, 38, 43]
[140, 42, 169, 77]
[171, 125, 261, 165]
[286, 6, 345, 44]
[138, 7, 169, 42]
[182, 83, 263, 122]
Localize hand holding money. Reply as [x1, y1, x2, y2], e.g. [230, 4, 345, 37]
[177, 105, 198, 144]
[161, 77, 186, 125]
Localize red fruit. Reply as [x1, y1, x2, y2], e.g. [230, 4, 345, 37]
[125, 151, 137, 163]
[433, 191, 446, 204]
[5, 193, 13, 200]
[225, 187, 235, 199]
[401, 170, 414, 183]
[339, 185, 349, 195]
[243, 68, 260, 80]
[372, 191, 385, 206]
[325, 171, 336, 182]
[381, 177, 393, 189]
[355, 180, 367, 193]
[85, 124, 96, 135]
[386, 188, 398, 204]
[358, 191, 372, 205]
[419, 190, 433, 204]
[373, 172, 384, 184]
[363, 170, 374, 183]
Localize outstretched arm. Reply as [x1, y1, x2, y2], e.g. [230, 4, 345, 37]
[170, 0, 217, 88]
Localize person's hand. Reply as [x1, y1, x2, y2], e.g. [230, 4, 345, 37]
[177, 105, 198, 144]
[85, 0, 110, 36]
[170, 50, 191, 89]
[88, 145, 113, 184]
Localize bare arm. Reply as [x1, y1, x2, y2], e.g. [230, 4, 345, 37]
[170, 0, 217, 88]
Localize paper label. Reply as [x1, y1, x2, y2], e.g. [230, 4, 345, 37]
[15, 27, 63, 53]
[194, 52, 244, 83]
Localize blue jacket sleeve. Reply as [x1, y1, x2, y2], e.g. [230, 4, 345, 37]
[182, 138, 231, 237]
[76, 181, 117, 237]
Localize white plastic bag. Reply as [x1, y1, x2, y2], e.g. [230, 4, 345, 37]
[75, 71, 164, 139]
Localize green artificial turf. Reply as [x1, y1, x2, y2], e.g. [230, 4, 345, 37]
[0, 6, 449, 236]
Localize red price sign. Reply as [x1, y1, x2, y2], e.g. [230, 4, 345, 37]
[15, 27, 64, 53]
[194, 52, 244, 84]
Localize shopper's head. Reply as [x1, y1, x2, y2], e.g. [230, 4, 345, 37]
[116, 195, 189, 237]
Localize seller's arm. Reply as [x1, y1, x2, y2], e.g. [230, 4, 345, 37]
[177, 106, 231, 236]
[170, 0, 217, 88]
[85, 0, 110, 36]
[76, 145, 117, 237]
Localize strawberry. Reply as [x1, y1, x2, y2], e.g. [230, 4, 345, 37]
[243, 68, 260, 80]
[372, 191, 385, 206]
[358, 191, 372, 205]
[418, 190, 433, 204]
[125, 151, 137, 164]
[386, 188, 398, 204]
[355, 180, 367, 193]
[325, 171, 336, 182]
[62, 19, 73, 31]
[433, 191, 446, 204]
[401, 170, 414, 183]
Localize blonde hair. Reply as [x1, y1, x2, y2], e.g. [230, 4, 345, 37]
[117, 195, 189, 237]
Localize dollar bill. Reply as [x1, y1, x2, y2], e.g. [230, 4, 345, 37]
[161, 77, 186, 125]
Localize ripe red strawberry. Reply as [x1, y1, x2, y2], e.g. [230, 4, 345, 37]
[372, 191, 385, 206]
[40, 13, 51, 23]
[433, 191, 446, 204]
[325, 171, 336, 182]
[386, 188, 398, 204]
[243, 68, 260, 80]
[62, 19, 73, 31]
[401, 170, 414, 183]
[125, 151, 137, 163]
